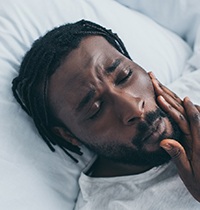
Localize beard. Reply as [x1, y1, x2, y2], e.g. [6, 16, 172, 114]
[129, 108, 181, 166]
[81, 108, 182, 167]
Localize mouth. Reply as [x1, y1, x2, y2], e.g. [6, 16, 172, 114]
[141, 117, 166, 144]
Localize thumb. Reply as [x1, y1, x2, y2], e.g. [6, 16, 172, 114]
[160, 139, 190, 172]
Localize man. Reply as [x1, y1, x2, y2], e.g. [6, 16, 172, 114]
[12, 20, 200, 209]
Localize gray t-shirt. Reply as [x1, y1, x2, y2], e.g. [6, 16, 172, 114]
[75, 161, 199, 210]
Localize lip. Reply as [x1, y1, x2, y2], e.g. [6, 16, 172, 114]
[141, 117, 165, 143]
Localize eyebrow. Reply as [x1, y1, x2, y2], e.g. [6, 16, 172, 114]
[105, 58, 121, 74]
[76, 59, 121, 112]
[76, 89, 96, 112]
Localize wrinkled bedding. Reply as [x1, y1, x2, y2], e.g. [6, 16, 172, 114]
[0, 0, 200, 209]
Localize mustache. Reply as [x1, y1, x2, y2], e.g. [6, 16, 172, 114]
[133, 108, 167, 148]
[137, 108, 166, 133]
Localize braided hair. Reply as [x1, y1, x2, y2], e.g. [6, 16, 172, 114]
[12, 19, 131, 162]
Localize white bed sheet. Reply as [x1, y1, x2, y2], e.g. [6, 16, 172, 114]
[0, 0, 198, 209]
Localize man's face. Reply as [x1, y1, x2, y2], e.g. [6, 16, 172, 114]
[48, 36, 180, 166]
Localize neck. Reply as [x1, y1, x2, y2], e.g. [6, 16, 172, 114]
[90, 156, 154, 177]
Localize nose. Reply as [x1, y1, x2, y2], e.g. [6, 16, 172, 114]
[112, 92, 145, 125]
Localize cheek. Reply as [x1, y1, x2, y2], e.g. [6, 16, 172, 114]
[75, 118, 132, 147]
[83, 120, 137, 148]
[129, 72, 154, 98]
[80, 121, 115, 143]
[139, 71, 154, 91]
[144, 76, 155, 97]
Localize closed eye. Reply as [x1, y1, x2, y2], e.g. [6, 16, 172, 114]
[115, 68, 133, 85]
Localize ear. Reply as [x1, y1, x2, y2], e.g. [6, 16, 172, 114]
[52, 126, 81, 146]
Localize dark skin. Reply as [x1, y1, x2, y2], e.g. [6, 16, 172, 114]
[150, 72, 200, 202]
[48, 35, 200, 201]
[48, 35, 174, 175]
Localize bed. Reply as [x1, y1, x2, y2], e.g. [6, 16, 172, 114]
[0, 0, 200, 209]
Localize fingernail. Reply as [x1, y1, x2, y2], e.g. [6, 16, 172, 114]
[161, 143, 173, 151]
[149, 71, 156, 79]
[159, 95, 165, 102]
[184, 96, 190, 102]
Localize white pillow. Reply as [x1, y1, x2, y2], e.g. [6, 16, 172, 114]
[115, 0, 200, 47]
[0, 0, 192, 209]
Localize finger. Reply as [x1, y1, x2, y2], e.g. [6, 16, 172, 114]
[149, 72, 185, 116]
[156, 90, 186, 118]
[152, 78, 184, 110]
[160, 139, 192, 179]
[149, 72, 182, 104]
[184, 97, 200, 147]
[161, 139, 200, 202]
[157, 96, 190, 136]
[158, 95, 193, 159]
[195, 104, 200, 113]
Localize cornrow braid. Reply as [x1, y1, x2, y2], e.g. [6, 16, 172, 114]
[12, 19, 132, 162]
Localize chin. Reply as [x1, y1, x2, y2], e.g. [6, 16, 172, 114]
[136, 146, 172, 167]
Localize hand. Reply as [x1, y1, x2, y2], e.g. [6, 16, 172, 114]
[149, 72, 192, 154]
[149, 72, 200, 202]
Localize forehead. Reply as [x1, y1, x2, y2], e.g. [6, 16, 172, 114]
[48, 35, 124, 115]
[64, 35, 122, 74]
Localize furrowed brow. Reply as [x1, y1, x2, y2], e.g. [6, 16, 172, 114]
[76, 89, 95, 112]
[105, 58, 121, 74]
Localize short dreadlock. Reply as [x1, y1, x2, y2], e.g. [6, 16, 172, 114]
[12, 19, 132, 162]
